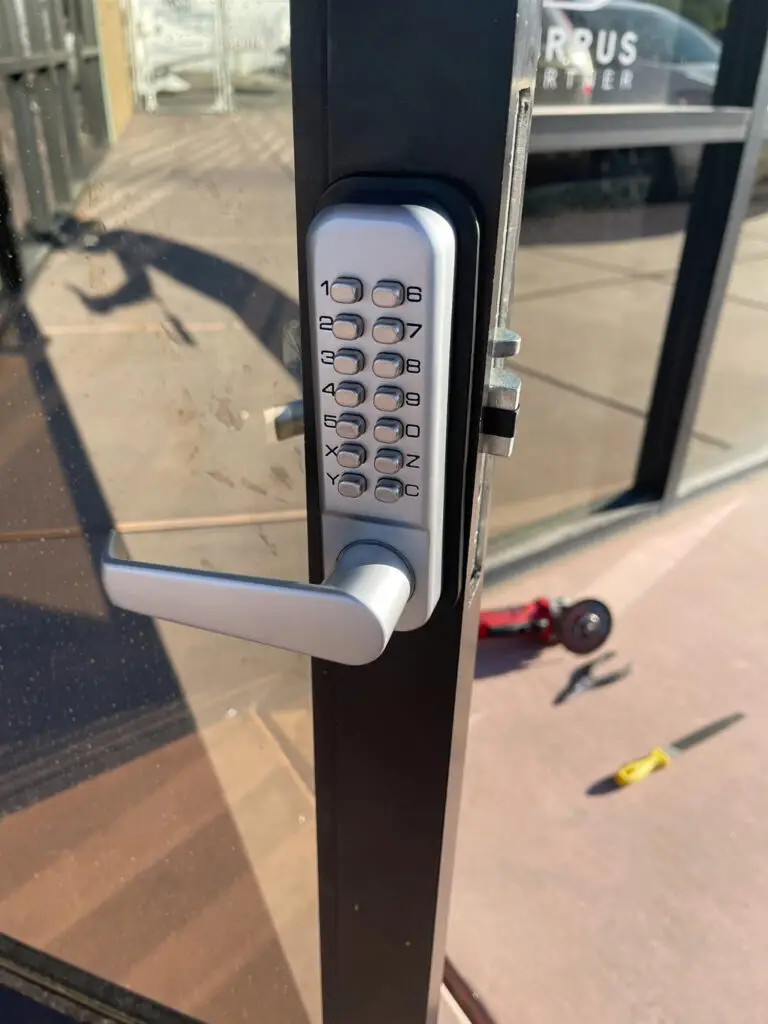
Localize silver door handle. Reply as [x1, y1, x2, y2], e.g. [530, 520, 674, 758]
[102, 533, 414, 665]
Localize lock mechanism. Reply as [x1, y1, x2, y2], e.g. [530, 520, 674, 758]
[101, 195, 462, 664]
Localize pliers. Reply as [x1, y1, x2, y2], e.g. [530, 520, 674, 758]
[553, 651, 632, 705]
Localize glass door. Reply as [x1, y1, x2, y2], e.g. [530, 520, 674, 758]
[0, 0, 315, 1018]
[0, 0, 538, 1021]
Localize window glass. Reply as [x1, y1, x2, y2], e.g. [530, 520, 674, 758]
[681, 149, 768, 485]
[0, 1, 319, 1022]
[488, 145, 701, 547]
[538, 0, 727, 107]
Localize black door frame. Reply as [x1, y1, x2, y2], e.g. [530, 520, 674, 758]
[290, 1, 538, 1022]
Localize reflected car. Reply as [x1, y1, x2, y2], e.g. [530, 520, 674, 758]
[537, 6, 595, 106]
[565, 0, 721, 106]
[534, 0, 724, 199]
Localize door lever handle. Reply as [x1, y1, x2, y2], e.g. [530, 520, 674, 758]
[101, 533, 414, 665]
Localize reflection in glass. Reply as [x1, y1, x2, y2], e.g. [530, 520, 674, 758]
[537, 0, 728, 109]
[488, 146, 699, 543]
[682, 151, 768, 483]
[128, 0, 291, 114]
[0, 2, 317, 1022]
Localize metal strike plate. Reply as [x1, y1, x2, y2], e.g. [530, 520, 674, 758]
[481, 366, 521, 458]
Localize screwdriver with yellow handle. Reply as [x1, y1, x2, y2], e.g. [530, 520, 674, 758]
[614, 712, 745, 787]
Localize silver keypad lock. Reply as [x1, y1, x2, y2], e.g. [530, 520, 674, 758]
[309, 202, 457, 633]
[99, 198, 459, 665]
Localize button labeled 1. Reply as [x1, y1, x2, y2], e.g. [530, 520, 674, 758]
[330, 277, 362, 303]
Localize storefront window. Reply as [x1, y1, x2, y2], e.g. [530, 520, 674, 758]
[681, 148, 768, 484]
[488, 145, 700, 543]
[537, 0, 729, 108]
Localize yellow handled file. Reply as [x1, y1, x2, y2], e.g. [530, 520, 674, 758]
[613, 714, 744, 788]
[614, 746, 671, 787]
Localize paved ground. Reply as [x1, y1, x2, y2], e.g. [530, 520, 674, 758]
[453, 471, 768, 1024]
[2, 103, 768, 1024]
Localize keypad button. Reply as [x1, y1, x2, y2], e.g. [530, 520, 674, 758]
[372, 281, 404, 308]
[335, 382, 365, 408]
[375, 478, 403, 503]
[373, 353, 404, 379]
[332, 314, 363, 341]
[333, 348, 365, 374]
[337, 443, 367, 470]
[374, 448, 403, 474]
[338, 473, 366, 499]
[373, 418, 403, 444]
[336, 413, 366, 439]
[330, 277, 362, 303]
[373, 386, 404, 412]
[372, 318, 405, 345]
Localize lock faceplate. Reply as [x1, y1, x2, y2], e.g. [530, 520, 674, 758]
[308, 203, 457, 630]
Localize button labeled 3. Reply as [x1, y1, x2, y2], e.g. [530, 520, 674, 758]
[333, 348, 365, 374]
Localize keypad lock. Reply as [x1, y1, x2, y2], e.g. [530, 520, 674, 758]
[309, 202, 457, 632]
[99, 197, 461, 665]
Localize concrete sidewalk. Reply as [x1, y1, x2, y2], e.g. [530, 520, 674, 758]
[453, 471, 768, 1024]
